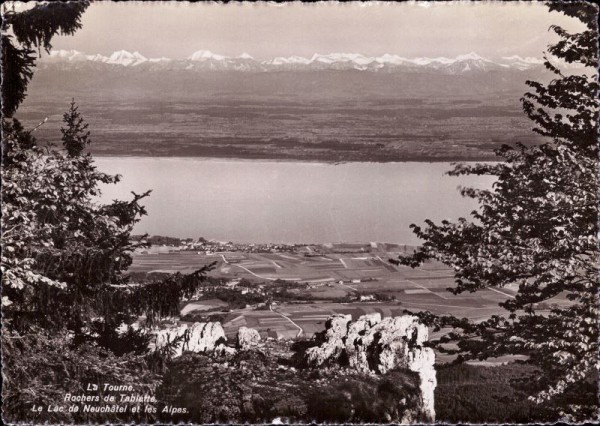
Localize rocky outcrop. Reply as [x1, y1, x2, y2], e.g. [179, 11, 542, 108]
[236, 326, 261, 349]
[305, 314, 351, 366]
[151, 321, 235, 357]
[304, 313, 436, 422]
[407, 346, 436, 423]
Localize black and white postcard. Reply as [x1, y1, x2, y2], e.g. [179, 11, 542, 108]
[1, 1, 598, 424]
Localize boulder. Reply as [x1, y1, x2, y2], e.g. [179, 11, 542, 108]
[304, 313, 436, 422]
[345, 312, 382, 372]
[152, 321, 232, 357]
[407, 346, 437, 422]
[325, 314, 353, 338]
[185, 322, 227, 352]
[236, 326, 261, 349]
[305, 314, 351, 366]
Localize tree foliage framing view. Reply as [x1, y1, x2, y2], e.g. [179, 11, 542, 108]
[1, 2, 211, 423]
[395, 2, 599, 421]
[0, 0, 598, 424]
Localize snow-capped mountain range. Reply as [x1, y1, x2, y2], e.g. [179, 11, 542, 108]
[41, 49, 547, 73]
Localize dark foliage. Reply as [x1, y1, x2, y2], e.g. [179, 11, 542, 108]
[436, 362, 599, 423]
[131, 234, 183, 246]
[157, 347, 422, 423]
[394, 3, 598, 419]
[1, 329, 160, 424]
[1, 1, 90, 117]
[0, 35, 36, 118]
[0, 5, 216, 421]
[61, 99, 91, 156]
[201, 287, 266, 309]
[1, 117, 37, 166]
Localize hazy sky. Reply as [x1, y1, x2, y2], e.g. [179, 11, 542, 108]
[44, 1, 586, 60]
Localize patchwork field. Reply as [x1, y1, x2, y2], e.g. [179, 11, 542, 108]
[131, 247, 524, 342]
[131, 247, 458, 286]
[131, 246, 574, 365]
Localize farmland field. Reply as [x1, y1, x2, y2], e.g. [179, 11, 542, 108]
[130, 246, 528, 348]
[130, 245, 572, 365]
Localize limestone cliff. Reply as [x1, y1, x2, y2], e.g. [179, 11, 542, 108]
[236, 326, 261, 350]
[151, 321, 235, 357]
[150, 315, 435, 422]
[304, 313, 437, 422]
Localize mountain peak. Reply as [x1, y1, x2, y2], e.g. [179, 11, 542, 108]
[109, 49, 132, 58]
[41, 49, 546, 73]
[49, 49, 81, 57]
[265, 56, 310, 65]
[501, 55, 543, 63]
[87, 53, 109, 62]
[107, 50, 147, 66]
[456, 52, 487, 61]
[188, 50, 226, 61]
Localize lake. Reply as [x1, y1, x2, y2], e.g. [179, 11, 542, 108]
[95, 158, 495, 245]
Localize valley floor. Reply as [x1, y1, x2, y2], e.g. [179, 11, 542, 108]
[130, 243, 568, 364]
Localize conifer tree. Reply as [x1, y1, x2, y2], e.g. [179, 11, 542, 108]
[61, 99, 91, 157]
[1, 1, 90, 118]
[2, 97, 214, 422]
[0, 4, 212, 422]
[395, 3, 598, 420]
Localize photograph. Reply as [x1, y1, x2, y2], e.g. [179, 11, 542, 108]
[1, 0, 598, 424]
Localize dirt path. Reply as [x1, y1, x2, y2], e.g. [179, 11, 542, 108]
[487, 287, 516, 299]
[270, 305, 303, 338]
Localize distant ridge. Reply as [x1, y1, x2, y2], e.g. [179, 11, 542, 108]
[41, 49, 553, 73]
